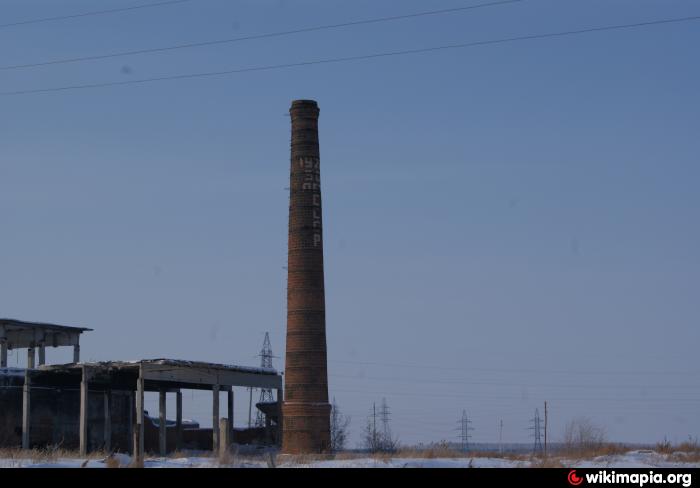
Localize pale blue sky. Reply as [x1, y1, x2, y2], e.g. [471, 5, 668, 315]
[1, 0, 698, 446]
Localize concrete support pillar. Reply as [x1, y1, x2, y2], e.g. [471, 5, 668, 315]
[212, 385, 220, 453]
[227, 388, 234, 443]
[0, 326, 6, 368]
[38, 344, 46, 366]
[248, 387, 253, 428]
[175, 390, 183, 451]
[159, 390, 167, 456]
[22, 370, 31, 449]
[73, 343, 80, 363]
[104, 390, 112, 452]
[79, 366, 89, 456]
[128, 391, 134, 455]
[0, 340, 7, 368]
[135, 366, 145, 463]
[219, 418, 229, 459]
[27, 346, 35, 369]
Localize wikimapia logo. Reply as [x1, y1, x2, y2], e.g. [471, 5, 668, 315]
[568, 470, 584, 486]
[567, 469, 693, 487]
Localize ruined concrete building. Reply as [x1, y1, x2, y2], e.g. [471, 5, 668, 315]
[0, 319, 283, 457]
[282, 100, 332, 453]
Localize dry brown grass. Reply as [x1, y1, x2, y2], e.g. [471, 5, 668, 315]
[668, 451, 700, 464]
[392, 440, 512, 460]
[370, 451, 394, 463]
[216, 444, 239, 467]
[678, 439, 700, 453]
[656, 438, 699, 455]
[657, 437, 700, 463]
[103, 454, 121, 469]
[332, 451, 361, 460]
[393, 446, 535, 462]
[0, 447, 108, 465]
[656, 438, 674, 454]
[167, 449, 212, 459]
[395, 446, 464, 459]
[278, 452, 334, 465]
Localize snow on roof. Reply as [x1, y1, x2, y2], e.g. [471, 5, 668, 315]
[39, 358, 277, 375]
[144, 359, 277, 375]
[0, 318, 92, 332]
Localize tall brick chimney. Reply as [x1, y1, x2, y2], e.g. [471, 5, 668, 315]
[282, 100, 331, 453]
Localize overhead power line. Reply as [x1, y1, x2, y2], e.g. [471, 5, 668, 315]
[2, 14, 699, 97]
[330, 387, 700, 410]
[329, 373, 700, 390]
[0, 0, 197, 29]
[330, 359, 700, 377]
[0, 0, 523, 72]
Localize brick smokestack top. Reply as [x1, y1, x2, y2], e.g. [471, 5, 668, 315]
[282, 99, 331, 453]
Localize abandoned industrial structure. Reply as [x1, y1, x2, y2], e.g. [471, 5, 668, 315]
[0, 319, 283, 459]
[282, 100, 332, 453]
[1, 99, 332, 458]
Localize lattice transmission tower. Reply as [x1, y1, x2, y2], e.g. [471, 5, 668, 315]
[529, 408, 544, 453]
[254, 332, 276, 427]
[379, 397, 391, 438]
[457, 410, 474, 452]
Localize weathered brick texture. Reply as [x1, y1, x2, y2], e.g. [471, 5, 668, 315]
[282, 100, 331, 453]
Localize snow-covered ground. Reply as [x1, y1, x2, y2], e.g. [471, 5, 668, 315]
[0, 450, 698, 468]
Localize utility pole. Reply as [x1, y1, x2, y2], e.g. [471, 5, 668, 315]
[499, 419, 504, 455]
[544, 401, 548, 457]
[372, 402, 377, 450]
[456, 410, 474, 452]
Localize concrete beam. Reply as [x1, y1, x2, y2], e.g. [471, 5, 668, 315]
[212, 385, 220, 453]
[159, 390, 167, 456]
[79, 366, 89, 456]
[73, 343, 80, 363]
[0, 329, 83, 349]
[142, 364, 282, 390]
[22, 370, 31, 449]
